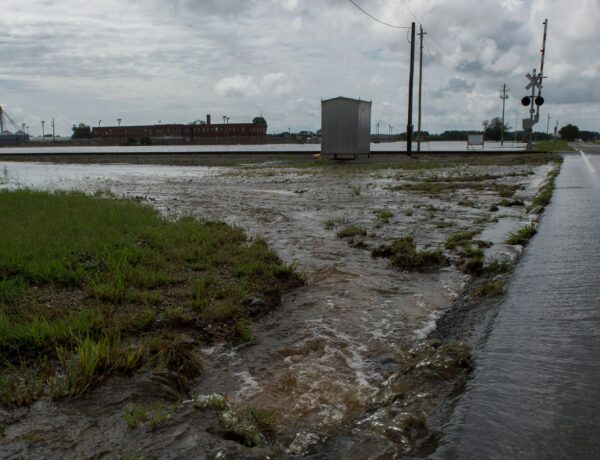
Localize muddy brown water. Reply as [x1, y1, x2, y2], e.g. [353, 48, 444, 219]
[0, 158, 551, 459]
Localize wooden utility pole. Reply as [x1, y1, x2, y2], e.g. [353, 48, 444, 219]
[417, 25, 426, 153]
[500, 84, 508, 146]
[406, 22, 416, 155]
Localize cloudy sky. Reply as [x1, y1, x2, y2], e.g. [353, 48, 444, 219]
[1, 0, 598, 136]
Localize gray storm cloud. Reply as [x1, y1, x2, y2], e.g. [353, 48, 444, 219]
[0, 0, 597, 135]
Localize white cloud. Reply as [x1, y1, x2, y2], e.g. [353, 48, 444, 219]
[215, 73, 296, 98]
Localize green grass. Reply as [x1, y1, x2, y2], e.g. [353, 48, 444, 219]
[371, 236, 446, 272]
[386, 181, 521, 197]
[533, 140, 574, 152]
[506, 222, 537, 245]
[284, 153, 559, 171]
[472, 280, 506, 297]
[0, 190, 302, 407]
[336, 226, 367, 238]
[50, 335, 148, 399]
[374, 209, 394, 224]
[528, 161, 562, 211]
[123, 402, 176, 429]
[499, 198, 525, 207]
[445, 231, 479, 250]
[484, 259, 512, 274]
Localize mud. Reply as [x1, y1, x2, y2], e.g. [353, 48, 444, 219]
[0, 156, 553, 459]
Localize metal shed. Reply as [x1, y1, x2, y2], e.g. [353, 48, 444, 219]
[321, 97, 372, 160]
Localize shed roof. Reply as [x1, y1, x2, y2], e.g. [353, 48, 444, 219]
[322, 96, 372, 104]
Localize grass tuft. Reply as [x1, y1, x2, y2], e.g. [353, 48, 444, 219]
[219, 405, 276, 447]
[472, 280, 506, 297]
[372, 236, 446, 272]
[374, 209, 394, 224]
[506, 222, 537, 245]
[445, 231, 479, 250]
[336, 226, 367, 239]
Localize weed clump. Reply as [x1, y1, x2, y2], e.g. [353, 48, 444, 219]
[529, 163, 561, 211]
[123, 402, 175, 430]
[50, 336, 148, 399]
[336, 226, 367, 238]
[399, 339, 472, 380]
[374, 209, 394, 224]
[506, 222, 537, 245]
[499, 198, 525, 207]
[372, 236, 446, 272]
[219, 406, 276, 447]
[472, 280, 506, 297]
[145, 335, 203, 381]
[445, 231, 479, 250]
[484, 259, 512, 274]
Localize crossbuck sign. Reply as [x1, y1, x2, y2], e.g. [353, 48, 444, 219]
[525, 73, 542, 91]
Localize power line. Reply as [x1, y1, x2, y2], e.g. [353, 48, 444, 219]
[382, 0, 406, 23]
[397, 0, 419, 22]
[348, 0, 410, 29]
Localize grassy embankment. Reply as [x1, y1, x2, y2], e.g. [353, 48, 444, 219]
[533, 140, 574, 152]
[0, 190, 302, 407]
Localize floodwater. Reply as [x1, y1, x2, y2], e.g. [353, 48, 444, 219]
[0, 156, 551, 458]
[436, 145, 600, 459]
[0, 140, 524, 155]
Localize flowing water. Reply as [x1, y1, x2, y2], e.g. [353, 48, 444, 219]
[436, 146, 600, 459]
[0, 157, 553, 458]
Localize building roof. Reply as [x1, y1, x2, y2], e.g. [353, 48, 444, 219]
[0, 130, 14, 137]
[322, 96, 372, 104]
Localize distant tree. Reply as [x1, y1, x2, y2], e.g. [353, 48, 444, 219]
[140, 135, 152, 145]
[433, 130, 480, 141]
[559, 124, 579, 141]
[71, 123, 92, 139]
[482, 117, 509, 142]
[579, 130, 600, 141]
[253, 116, 267, 125]
[532, 132, 553, 141]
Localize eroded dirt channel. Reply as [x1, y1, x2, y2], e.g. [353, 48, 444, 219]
[0, 154, 557, 459]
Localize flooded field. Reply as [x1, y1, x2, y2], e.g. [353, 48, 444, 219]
[0, 140, 524, 156]
[0, 154, 557, 458]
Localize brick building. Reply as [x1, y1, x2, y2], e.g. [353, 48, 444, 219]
[91, 115, 267, 144]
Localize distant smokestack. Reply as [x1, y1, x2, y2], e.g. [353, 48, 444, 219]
[206, 114, 211, 125]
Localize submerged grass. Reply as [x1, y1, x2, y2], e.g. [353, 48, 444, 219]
[472, 280, 506, 297]
[0, 190, 302, 407]
[372, 236, 446, 272]
[374, 209, 394, 224]
[386, 181, 521, 198]
[336, 226, 367, 238]
[445, 231, 479, 250]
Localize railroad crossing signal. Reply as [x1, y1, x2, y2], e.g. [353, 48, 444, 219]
[521, 96, 545, 107]
[525, 72, 542, 91]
